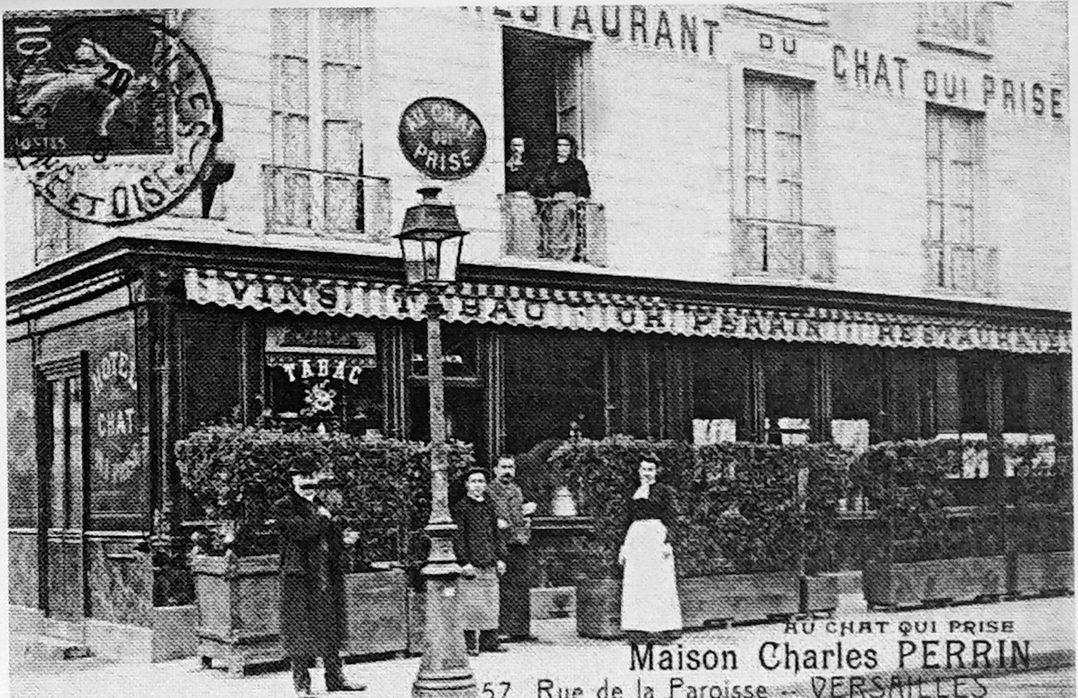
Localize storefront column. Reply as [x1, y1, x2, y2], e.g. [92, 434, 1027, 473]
[382, 325, 409, 439]
[1057, 358, 1072, 443]
[133, 267, 169, 534]
[933, 355, 960, 435]
[482, 332, 505, 461]
[745, 344, 765, 443]
[656, 340, 692, 441]
[812, 346, 833, 443]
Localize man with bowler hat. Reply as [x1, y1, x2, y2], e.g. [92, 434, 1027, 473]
[487, 456, 537, 642]
[273, 462, 365, 696]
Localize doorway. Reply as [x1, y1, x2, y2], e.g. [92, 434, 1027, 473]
[37, 354, 90, 622]
[502, 27, 588, 183]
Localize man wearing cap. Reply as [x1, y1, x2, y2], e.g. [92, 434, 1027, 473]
[273, 464, 365, 696]
[452, 467, 508, 655]
[487, 456, 537, 642]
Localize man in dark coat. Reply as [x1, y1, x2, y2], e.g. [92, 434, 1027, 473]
[273, 465, 365, 696]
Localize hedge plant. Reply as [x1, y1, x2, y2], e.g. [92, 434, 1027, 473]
[1009, 441, 1072, 554]
[546, 436, 849, 578]
[175, 424, 473, 565]
[850, 439, 1009, 563]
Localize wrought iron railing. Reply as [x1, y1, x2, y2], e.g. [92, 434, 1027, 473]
[263, 164, 391, 241]
[499, 193, 607, 266]
[923, 240, 999, 296]
[732, 216, 836, 282]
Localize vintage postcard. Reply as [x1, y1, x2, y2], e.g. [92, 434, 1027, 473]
[4, 2, 1073, 697]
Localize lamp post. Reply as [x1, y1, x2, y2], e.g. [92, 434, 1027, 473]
[396, 187, 476, 698]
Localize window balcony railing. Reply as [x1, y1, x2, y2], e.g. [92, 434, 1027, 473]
[923, 240, 999, 296]
[732, 217, 836, 283]
[499, 193, 607, 266]
[263, 164, 392, 242]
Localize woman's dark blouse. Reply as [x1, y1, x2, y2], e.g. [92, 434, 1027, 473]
[626, 482, 678, 546]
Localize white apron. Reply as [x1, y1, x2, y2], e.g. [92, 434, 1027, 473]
[620, 519, 682, 632]
[460, 566, 500, 631]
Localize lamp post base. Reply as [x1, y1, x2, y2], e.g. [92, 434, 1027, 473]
[412, 570, 477, 698]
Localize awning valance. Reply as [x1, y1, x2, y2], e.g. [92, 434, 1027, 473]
[184, 268, 1070, 355]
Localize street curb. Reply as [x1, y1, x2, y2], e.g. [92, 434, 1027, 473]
[775, 648, 1075, 697]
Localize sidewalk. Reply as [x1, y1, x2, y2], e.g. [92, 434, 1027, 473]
[10, 594, 1074, 698]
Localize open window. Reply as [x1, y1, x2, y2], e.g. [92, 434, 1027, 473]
[502, 27, 587, 176]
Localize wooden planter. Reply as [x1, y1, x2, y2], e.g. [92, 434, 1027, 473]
[863, 556, 1007, 609]
[1011, 551, 1074, 597]
[801, 574, 840, 617]
[192, 554, 408, 675]
[575, 578, 622, 638]
[679, 572, 800, 628]
[193, 553, 281, 676]
[342, 568, 408, 657]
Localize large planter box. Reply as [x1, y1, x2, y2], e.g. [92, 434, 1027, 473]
[193, 554, 283, 676]
[1011, 551, 1074, 597]
[863, 556, 1007, 609]
[801, 574, 840, 617]
[575, 578, 622, 638]
[192, 554, 407, 675]
[679, 572, 800, 628]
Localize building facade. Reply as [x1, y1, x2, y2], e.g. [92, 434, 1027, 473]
[5, 3, 1071, 653]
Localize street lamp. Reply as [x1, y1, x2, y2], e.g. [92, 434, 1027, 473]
[397, 187, 476, 698]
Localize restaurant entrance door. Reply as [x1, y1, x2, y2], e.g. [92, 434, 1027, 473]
[37, 355, 90, 626]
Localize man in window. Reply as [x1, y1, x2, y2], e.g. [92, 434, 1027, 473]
[503, 135, 540, 257]
[535, 133, 591, 260]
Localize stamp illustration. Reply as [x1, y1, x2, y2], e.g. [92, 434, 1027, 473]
[4, 13, 218, 225]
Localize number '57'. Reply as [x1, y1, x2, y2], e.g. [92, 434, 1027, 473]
[482, 681, 511, 698]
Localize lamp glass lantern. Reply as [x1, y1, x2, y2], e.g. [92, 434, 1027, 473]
[396, 187, 468, 287]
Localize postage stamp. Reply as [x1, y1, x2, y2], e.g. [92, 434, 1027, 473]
[4, 11, 218, 225]
[3, 3, 1073, 698]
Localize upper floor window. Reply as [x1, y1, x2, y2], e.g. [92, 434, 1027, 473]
[919, 2, 993, 54]
[924, 104, 996, 295]
[735, 72, 834, 282]
[268, 9, 389, 239]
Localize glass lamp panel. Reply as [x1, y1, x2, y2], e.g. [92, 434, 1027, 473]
[399, 237, 428, 285]
[438, 235, 463, 283]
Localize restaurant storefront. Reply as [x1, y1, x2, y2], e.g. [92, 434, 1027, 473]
[7, 236, 1072, 648]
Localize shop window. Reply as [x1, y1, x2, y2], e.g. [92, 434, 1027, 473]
[410, 325, 479, 380]
[831, 347, 882, 452]
[764, 345, 812, 445]
[263, 323, 383, 436]
[503, 330, 605, 455]
[692, 342, 747, 444]
[925, 104, 995, 295]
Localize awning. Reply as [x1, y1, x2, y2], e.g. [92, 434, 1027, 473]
[184, 268, 1070, 355]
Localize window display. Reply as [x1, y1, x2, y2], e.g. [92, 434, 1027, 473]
[263, 323, 383, 435]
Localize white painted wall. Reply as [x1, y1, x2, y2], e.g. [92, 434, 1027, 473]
[5, 4, 1069, 313]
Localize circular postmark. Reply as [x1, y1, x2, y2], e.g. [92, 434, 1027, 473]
[5, 13, 218, 225]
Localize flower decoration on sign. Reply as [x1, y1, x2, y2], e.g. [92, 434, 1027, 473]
[303, 380, 337, 414]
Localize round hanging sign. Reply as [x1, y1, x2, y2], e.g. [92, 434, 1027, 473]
[398, 97, 486, 180]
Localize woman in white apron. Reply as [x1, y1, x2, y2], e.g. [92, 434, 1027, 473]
[619, 454, 682, 641]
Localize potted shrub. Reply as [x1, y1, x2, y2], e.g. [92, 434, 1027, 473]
[853, 440, 1007, 609]
[1009, 442, 1073, 597]
[176, 425, 472, 674]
